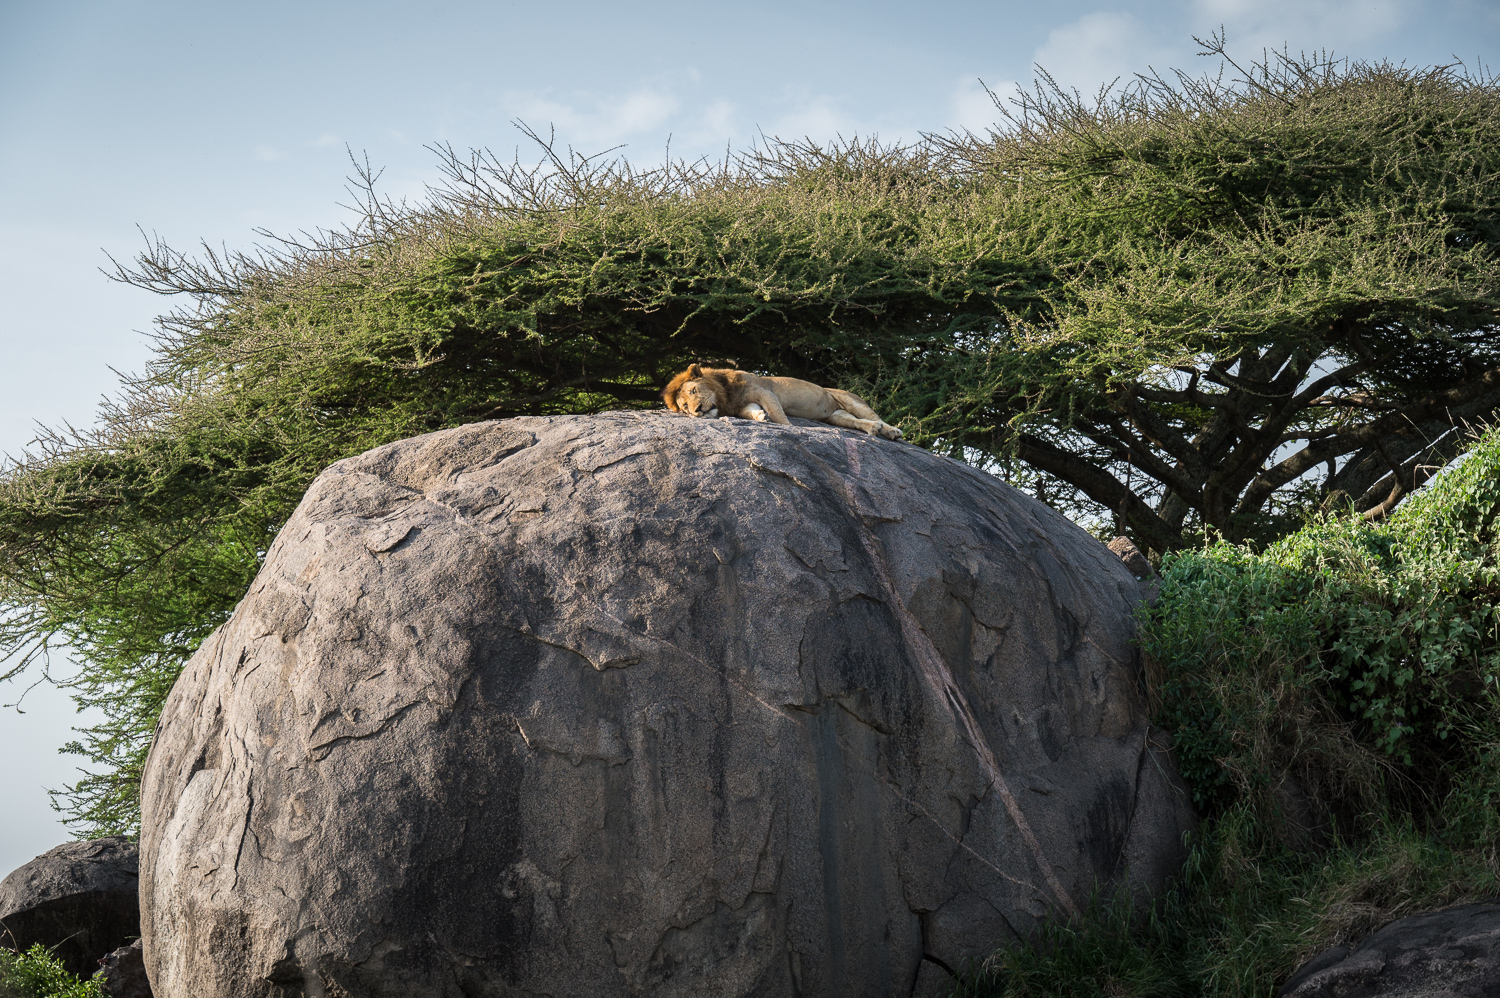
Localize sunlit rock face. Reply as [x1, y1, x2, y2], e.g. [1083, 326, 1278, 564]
[139, 412, 1193, 998]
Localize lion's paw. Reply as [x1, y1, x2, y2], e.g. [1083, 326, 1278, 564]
[878, 424, 904, 441]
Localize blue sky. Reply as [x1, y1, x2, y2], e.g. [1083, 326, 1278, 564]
[1, 0, 1496, 874]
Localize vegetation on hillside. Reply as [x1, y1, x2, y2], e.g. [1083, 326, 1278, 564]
[950, 424, 1500, 996]
[4, 41, 1500, 840]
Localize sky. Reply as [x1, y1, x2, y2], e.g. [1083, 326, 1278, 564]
[1, 0, 1497, 876]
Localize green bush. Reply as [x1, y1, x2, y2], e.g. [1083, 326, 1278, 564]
[951, 425, 1500, 996]
[1146, 423, 1500, 843]
[0, 946, 104, 998]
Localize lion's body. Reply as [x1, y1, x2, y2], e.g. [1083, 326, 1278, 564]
[661, 365, 903, 440]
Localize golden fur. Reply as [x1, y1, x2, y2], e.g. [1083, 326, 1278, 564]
[661, 365, 903, 440]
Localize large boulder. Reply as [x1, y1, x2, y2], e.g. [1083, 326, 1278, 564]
[0, 837, 140, 978]
[1277, 901, 1500, 997]
[140, 412, 1195, 998]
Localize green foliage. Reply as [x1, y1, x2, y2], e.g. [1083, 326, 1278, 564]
[8, 43, 1500, 834]
[957, 424, 1500, 997]
[1144, 424, 1500, 840]
[2, 136, 989, 832]
[0, 946, 104, 998]
[912, 38, 1500, 550]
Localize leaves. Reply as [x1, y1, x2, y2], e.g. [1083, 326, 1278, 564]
[10, 50, 1500, 832]
[1144, 424, 1500, 839]
[0, 946, 104, 998]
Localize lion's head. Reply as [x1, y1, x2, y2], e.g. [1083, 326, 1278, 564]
[662, 364, 724, 417]
[674, 380, 720, 417]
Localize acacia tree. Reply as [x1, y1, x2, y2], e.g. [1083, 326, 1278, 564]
[0, 137, 997, 832]
[7, 44, 1500, 832]
[912, 38, 1500, 550]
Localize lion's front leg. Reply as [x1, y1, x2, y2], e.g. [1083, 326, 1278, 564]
[743, 389, 790, 424]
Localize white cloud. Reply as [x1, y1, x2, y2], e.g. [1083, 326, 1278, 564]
[481, 72, 919, 166]
[947, 76, 1020, 135]
[1186, 0, 1414, 64]
[1023, 1, 1421, 107]
[1193, 0, 1408, 46]
[612, 91, 681, 137]
[252, 144, 286, 163]
[760, 93, 863, 142]
[1032, 12, 1179, 95]
[502, 87, 682, 153]
[308, 133, 342, 148]
[700, 98, 736, 140]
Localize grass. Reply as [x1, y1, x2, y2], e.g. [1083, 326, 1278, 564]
[946, 811, 1498, 997]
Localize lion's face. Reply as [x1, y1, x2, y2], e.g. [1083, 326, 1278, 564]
[675, 380, 719, 418]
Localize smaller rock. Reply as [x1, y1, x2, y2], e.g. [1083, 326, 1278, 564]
[0, 837, 139, 979]
[1107, 535, 1154, 579]
[1278, 901, 1500, 997]
[99, 940, 151, 998]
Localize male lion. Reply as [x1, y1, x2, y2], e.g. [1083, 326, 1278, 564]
[662, 364, 903, 440]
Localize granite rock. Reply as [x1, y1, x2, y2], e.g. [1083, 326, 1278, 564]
[140, 412, 1196, 998]
[0, 837, 139, 979]
[1278, 901, 1500, 997]
[100, 939, 152, 998]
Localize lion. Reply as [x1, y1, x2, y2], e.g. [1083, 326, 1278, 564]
[661, 364, 903, 440]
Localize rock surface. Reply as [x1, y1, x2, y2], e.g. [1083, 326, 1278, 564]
[1106, 536, 1154, 580]
[1278, 901, 1500, 997]
[100, 939, 153, 998]
[0, 837, 140, 978]
[140, 412, 1195, 998]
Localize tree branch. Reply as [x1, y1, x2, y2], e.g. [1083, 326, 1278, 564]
[1235, 368, 1500, 518]
[1109, 389, 1210, 480]
[1356, 424, 1470, 518]
[1016, 433, 1185, 552]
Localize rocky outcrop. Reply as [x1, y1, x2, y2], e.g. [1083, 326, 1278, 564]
[1278, 901, 1500, 997]
[99, 940, 153, 998]
[0, 837, 139, 978]
[139, 412, 1196, 998]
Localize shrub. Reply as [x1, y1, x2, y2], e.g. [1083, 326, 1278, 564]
[951, 423, 1500, 996]
[1144, 423, 1500, 847]
[0, 946, 104, 998]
